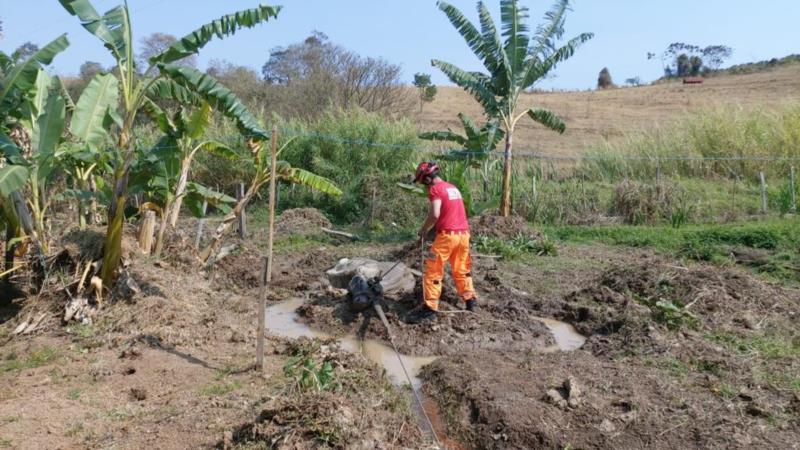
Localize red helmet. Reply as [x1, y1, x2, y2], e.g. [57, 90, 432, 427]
[414, 161, 439, 183]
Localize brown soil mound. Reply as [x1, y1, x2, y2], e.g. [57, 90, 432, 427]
[212, 241, 337, 294]
[469, 214, 538, 239]
[226, 338, 427, 449]
[423, 349, 799, 450]
[556, 261, 797, 357]
[276, 207, 331, 235]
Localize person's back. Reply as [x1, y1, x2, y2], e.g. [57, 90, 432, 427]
[427, 180, 469, 232]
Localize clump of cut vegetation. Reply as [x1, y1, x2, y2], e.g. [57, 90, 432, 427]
[610, 179, 689, 225]
[226, 338, 424, 449]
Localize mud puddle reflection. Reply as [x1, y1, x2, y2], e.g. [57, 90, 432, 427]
[535, 317, 587, 352]
[266, 299, 585, 449]
[265, 298, 435, 388]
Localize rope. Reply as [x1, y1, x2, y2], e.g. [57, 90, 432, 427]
[372, 303, 442, 449]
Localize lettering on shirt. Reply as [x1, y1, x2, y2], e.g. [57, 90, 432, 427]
[446, 187, 462, 200]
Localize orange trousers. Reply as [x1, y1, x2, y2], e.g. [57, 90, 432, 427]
[423, 232, 476, 311]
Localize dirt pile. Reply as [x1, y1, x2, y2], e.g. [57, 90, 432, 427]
[276, 207, 332, 235]
[423, 349, 799, 450]
[556, 260, 798, 356]
[226, 338, 427, 449]
[469, 214, 538, 239]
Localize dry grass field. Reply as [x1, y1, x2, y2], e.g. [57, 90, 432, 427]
[418, 63, 800, 156]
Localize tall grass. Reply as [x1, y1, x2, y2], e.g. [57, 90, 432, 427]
[277, 108, 424, 226]
[579, 105, 800, 180]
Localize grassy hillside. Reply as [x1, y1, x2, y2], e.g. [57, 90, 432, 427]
[419, 63, 800, 156]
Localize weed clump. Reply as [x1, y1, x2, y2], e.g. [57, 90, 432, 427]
[611, 179, 691, 225]
[474, 234, 557, 259]
[225, 338, 424, 449]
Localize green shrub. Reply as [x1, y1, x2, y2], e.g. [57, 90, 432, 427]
[277, 109, 422, 226]
[473, 234, 557, 259]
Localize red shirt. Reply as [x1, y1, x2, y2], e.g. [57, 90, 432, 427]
[428, 181, 469, 232]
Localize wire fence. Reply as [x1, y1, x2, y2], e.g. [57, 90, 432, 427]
[128, 127, 800, 227]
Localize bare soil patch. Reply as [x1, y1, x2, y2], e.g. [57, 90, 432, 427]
[424, 349, 798, 450]
[0, 226, 427, 450]
[421, 256, 800, 449]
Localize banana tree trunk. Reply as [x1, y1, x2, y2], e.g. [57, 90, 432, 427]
[4, 222, 18, 271]
[168, 155, 193, 227]
[88, 175, 101, 225]
[499, 131, 513, 217]
[10, 190, 46, 282]
[153, 199, 172, 258]
[100, 169, 129, 288]
[198, 178, 264, 265]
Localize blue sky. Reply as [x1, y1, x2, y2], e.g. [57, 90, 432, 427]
[1, 0, 799, 90]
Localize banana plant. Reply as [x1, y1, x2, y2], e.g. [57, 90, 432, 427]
[0, 35, 69, 268]
[55, 143, 108, 229]
[0, 69, 68, 254]
[59, 0, 281, 287]
[433, 0, 592, 216]
[129, 110, 237, 257]
[420, 112, 505, 205]
[198, 138, 342, 265]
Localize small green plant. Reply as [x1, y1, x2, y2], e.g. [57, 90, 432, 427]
[67, 388, 82, 400]
[213, 366, 236, 381]
[65, 421, 85, 437]
[718, 383, 737, 400]
[71, 324, 94, 339]
[200, 381, 242, 397]
[2, 347, 58, 372]
[474, 234, 557, 259]
[669, 203, 693, 229]
[708, 331, 799, 360]
[283, 356, 336, 393]
[532, 235, 558, 256]
[633, 294, 699, 330]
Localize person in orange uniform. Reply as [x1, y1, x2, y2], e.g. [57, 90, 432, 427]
[406, 161, 477, 324]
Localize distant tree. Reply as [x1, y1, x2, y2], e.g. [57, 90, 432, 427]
[138, 32, 197, 72]
[261, 31, 410, 117]
[207, 59, 264, 103]
[413, 72, 437, 113]
[675, 54, 691, 77]
[12, 42, 39, 62]
[0, 18, 4, 40]
[624, 76, 641, 87]
[79, 61, 104, 80]
[597, 67, 613, 89]
[689, 55, 703, 76]
[662, 42, 732, 77]
[701, 45, 733, 70]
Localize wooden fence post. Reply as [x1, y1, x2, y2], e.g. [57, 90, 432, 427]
[791, 166, 797, 214]
[759, 171, 767, 214]
[194, 200, 208, 249]
[257, 126, 279, 372]
[137, 210, 156, 254]
[237, 183, 246, 238]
